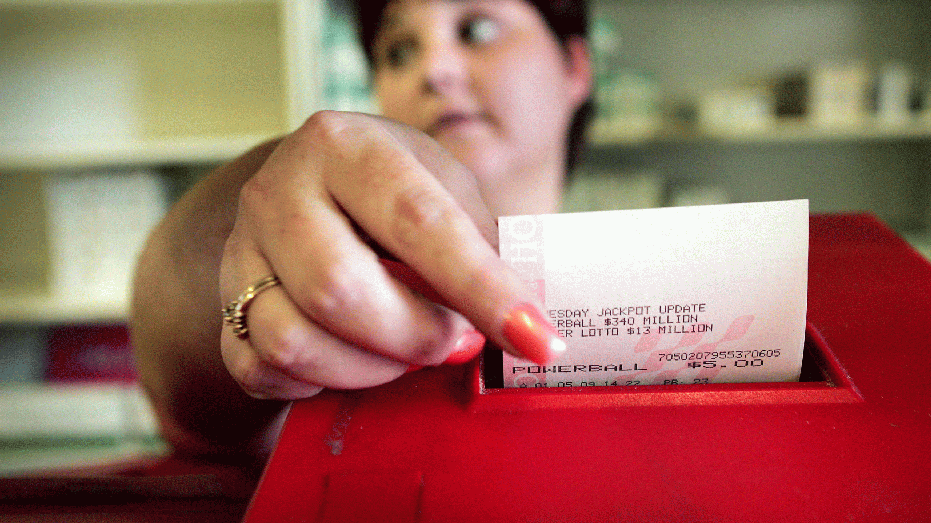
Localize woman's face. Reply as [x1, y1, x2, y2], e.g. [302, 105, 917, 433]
[371, 0, 591, 215]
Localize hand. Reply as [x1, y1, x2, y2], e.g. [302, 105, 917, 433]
[218, 111, 563, 400]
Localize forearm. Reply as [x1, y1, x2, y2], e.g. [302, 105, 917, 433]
[130, 139, 284, 468]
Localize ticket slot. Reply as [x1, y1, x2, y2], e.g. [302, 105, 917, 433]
[470, 322, 861, 411]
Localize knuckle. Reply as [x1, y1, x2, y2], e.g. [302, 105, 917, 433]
[257, 325, 306, 370]
[237, 175, 274, 219]
[297, 110, 355, 146]
[238, 180, 317, 250]
[391, 184, 453, 248]
[405, 312, 457, 367]
[299, 262, 368, 322]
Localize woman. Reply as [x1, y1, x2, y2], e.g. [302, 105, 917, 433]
[131, 0, 592, 472]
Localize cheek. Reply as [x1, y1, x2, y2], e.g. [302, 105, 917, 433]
[491, 56, 573, 142]
[375, 79, 414, 124]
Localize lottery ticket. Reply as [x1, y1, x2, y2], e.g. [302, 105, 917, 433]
[498, 200, 808, 388]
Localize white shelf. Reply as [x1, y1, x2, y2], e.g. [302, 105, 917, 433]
[0, 382, 158, 439]
[0, 439, 167, 476]
[0, 295, 129, 324]
[589, 116, 931, 147]
[0, 382, 165, 475]
[0, 134, 279, 171]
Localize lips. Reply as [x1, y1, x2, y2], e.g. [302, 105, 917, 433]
[428, 111, 489, 137]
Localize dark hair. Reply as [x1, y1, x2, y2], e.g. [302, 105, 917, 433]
[352, 0, 593, 175]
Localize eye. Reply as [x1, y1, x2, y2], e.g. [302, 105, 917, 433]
[382, 37, 417, 69]
[459, 16, 499, 46]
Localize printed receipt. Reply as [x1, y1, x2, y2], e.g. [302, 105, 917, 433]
[498, 200, 808, 388]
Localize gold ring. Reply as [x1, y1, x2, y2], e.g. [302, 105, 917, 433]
[222, 276, 281, 338]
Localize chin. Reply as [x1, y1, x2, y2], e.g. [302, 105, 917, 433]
[441, 140, 508, 179]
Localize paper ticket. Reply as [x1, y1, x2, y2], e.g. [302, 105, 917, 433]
[498, 200, 808, 388]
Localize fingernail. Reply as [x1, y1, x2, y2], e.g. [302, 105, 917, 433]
[445, 329, 486, 365]
[502, 302, 566, 365]
[407, 329, 486, 373]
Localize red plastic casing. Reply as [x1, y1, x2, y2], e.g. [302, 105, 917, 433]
[245, 214, 931, 522]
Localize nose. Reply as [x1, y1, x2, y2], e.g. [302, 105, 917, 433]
[420, 38, 467, 95]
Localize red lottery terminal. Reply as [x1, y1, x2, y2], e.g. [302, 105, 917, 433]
[245, 214, 931, 522]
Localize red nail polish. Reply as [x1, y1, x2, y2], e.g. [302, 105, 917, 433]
[445, 329, 486, 365]
[502, 302, 566, 365]
[406, 329, 486, 373]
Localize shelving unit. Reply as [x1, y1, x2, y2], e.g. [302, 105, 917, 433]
[585, 0, 931, 235]
[590, 116, 931, 146]
[0, 0, 323, 163]
[0, 0, 332, 471]
[0, 0, 325, 324]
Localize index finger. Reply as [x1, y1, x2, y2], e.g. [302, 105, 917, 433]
[324, 115, 565, 365]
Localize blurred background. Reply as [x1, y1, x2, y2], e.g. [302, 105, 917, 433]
[1, 0, 930, 472]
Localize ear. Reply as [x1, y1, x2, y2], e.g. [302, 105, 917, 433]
[562, 35, 593, 110]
